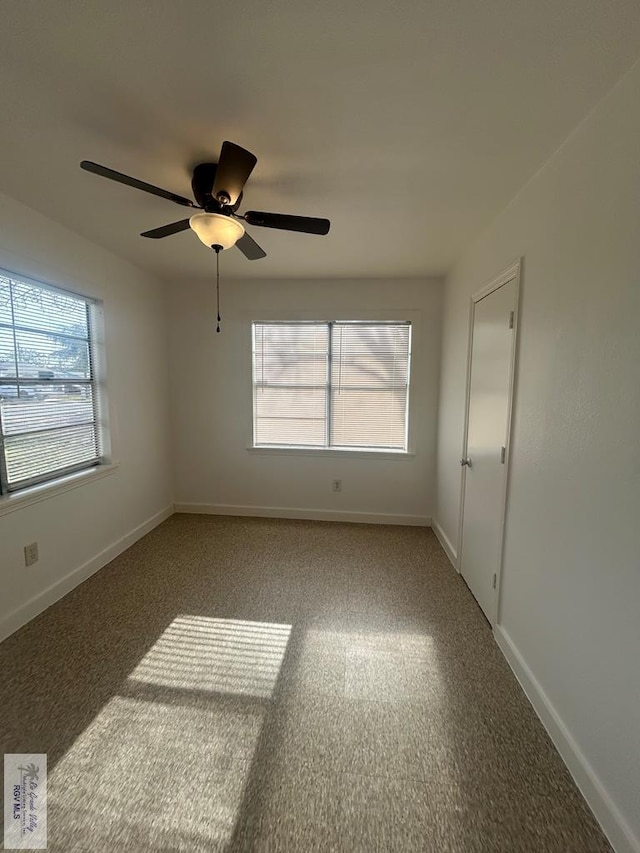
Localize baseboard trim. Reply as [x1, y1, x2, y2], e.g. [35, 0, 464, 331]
[431, 518, 458, 568]
[494, 625, 639, 853]
[174, 502, 431, 527]
[0, 504, 174, 643]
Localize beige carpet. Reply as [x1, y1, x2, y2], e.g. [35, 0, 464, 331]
[0, 514, 611, 852]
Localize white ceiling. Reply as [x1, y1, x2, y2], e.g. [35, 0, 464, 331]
[1, 0, 640, 282]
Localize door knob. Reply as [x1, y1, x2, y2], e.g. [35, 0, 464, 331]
[460, 458, 472, 468]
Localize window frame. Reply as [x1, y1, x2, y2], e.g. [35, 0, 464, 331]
[0, 268, 108, 495]
[251, 319, 413, 454]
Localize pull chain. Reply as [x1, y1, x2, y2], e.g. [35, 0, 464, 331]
[214, 245, 221, 333]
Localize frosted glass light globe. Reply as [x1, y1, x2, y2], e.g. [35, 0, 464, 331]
[189, 213, 245, 250]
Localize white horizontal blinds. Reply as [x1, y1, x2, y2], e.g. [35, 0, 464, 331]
[330, 323, 411, 449]
[0, 274, 100, 491]
[0, 279, 16, 378]
[253, 323, 329, 446]
[252, 321, 411, 451]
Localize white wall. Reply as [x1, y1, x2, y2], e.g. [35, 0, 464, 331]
[169, 277, 442, 524]
[0, 192, 173, 640]
[436, 61, 640, 852]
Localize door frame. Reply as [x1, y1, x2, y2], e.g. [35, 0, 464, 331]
[456, 258, 522, 627]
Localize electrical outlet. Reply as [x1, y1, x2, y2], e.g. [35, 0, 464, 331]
[24, 542, 39, 567]
[332, 479, 342, 492]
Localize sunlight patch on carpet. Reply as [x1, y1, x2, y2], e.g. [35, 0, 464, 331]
[47, 617, 291, 851]
[128, 616, 292, 700]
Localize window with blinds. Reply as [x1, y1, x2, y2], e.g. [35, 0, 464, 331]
[252, 321, 411, 451]
[0, 271, 103, 493]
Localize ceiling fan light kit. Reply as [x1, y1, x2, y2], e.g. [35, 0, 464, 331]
[189, 212, 245, 250]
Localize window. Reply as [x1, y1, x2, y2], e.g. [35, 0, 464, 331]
[252, 321, 411, 451]
[0, 271, 104, 494]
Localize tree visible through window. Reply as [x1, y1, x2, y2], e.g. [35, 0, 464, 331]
[252, 322, 411, 450]
[0, 271, 103, 493]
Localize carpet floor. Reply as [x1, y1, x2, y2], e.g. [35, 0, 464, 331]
[0, 514, 611, 852]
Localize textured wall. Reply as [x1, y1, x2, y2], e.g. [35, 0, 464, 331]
[168, 277, 442, 523]
[0, 192, 173, 637]
[436, 60, 640, 851]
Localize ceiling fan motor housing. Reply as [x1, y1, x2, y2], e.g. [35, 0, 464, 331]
[191, 163, 241, 212]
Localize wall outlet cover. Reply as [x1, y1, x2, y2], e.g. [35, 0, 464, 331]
[24, 542, 39, 566]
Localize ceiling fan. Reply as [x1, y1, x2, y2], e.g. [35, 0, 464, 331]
[80, 141, 330, 260]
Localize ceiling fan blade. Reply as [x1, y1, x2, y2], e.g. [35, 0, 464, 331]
[140, 219, 191, 239]
[235, 231, 267, 260]
[212, 142, 257, 206]
[243, 210, 330, 235]
[81, 161, 196, 208]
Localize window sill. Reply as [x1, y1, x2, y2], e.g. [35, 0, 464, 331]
[0, 462, 119, 517]
[247, 446, 415, 460]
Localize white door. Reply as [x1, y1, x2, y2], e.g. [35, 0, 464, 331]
[459, 273, 518, 624]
